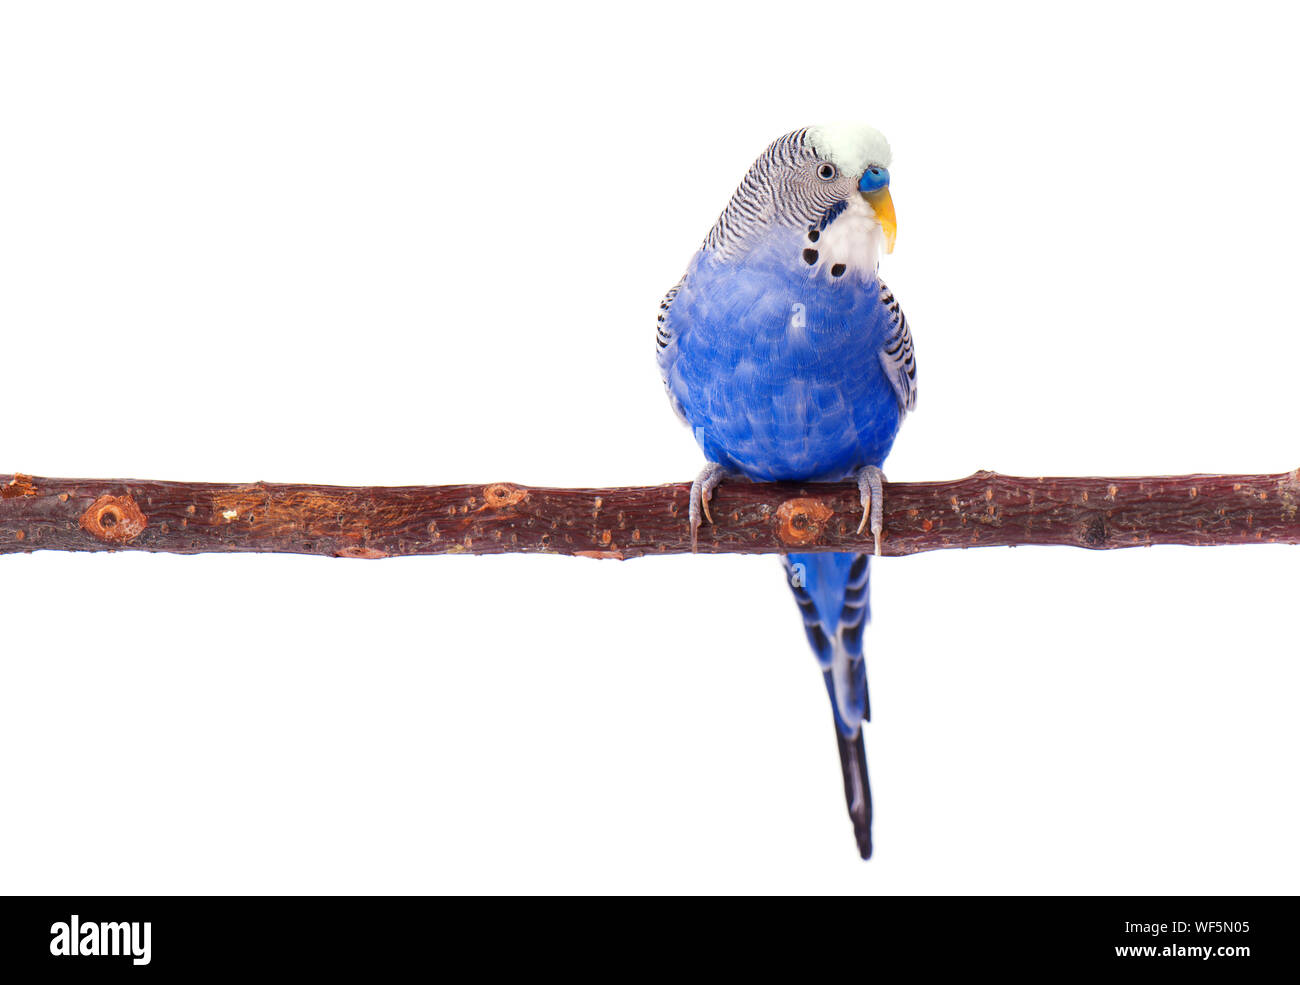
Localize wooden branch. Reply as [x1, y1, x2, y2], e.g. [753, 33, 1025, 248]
[3, 469, 1299, 560]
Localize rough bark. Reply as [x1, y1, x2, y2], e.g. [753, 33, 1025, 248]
[3, 469, 1298, 560]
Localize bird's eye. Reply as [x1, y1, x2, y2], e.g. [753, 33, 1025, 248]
[817, 163, 837, 181]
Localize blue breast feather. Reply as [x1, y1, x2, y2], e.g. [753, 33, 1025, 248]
[659, 238, 901, 482]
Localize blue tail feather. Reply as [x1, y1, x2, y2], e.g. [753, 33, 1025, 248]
[784, 550, 874, 858]
[784, 551, 872, 732]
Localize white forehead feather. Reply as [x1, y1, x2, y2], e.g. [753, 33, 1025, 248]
[807, 123, 892, 175]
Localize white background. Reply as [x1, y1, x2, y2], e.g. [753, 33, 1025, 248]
[1, 1, 1297, 894]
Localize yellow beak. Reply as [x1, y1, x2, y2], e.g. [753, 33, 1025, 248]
[862, 186, 896, 254]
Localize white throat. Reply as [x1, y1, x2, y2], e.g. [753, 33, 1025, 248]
[800, 196, 885, 282]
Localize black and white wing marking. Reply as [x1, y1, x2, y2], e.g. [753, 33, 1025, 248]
[877, 280, 917, 413]
[656, 274, 690, 422]
[656, 275, 685, 352]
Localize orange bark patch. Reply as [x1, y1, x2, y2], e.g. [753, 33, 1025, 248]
[80, 494, 147, 543]
[482, 483, 527, 508]
[211, 488, 366, 539]
[775, 497, 834, 547]
[334, 545, 389, 559]
[2, 474, 37, 499]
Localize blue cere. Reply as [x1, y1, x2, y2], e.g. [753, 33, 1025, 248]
[858, 166, 890, 193]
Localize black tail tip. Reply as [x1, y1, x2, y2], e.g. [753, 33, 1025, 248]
[854, 828, 873, 860]
[834, 725, 874, 861]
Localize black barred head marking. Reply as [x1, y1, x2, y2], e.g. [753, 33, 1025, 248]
[703, 128, 865, 260]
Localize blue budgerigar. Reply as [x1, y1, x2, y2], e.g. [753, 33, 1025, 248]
[656, 124, 916, 858]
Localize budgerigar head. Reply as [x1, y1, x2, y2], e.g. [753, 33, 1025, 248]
[806, 123, 895, 251]
[705, 123, 896, 264]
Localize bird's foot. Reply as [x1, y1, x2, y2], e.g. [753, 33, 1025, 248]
[689, 462, 728, 552]
[855, 465, 886, 557]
